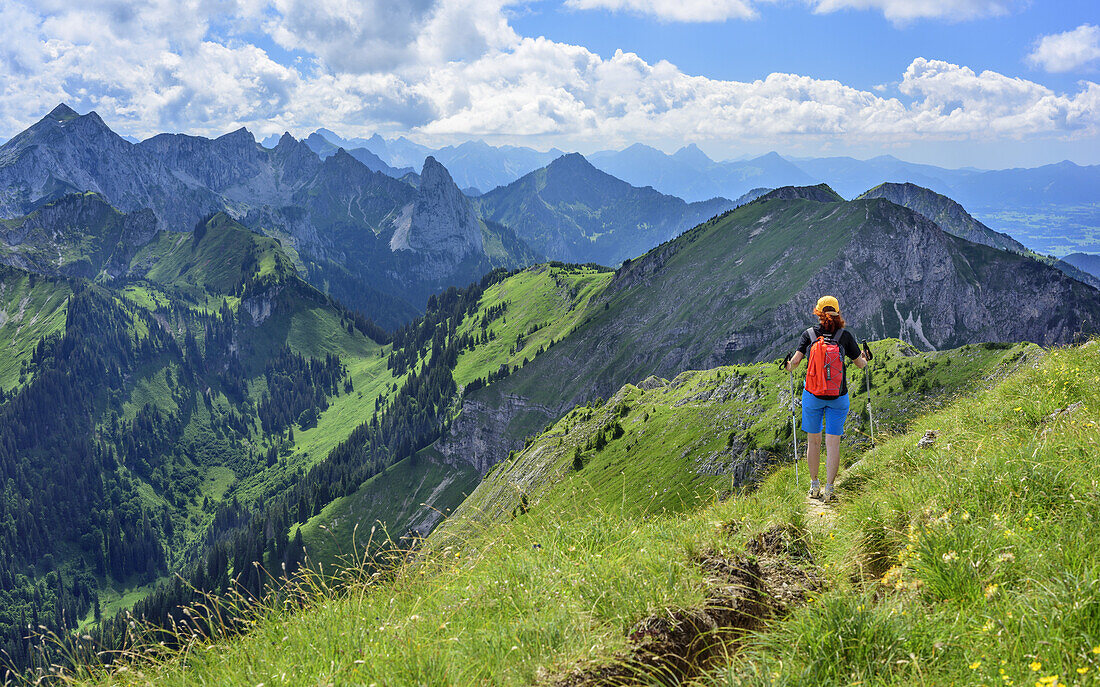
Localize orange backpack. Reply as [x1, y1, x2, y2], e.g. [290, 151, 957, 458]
[805, 327, 845, 398]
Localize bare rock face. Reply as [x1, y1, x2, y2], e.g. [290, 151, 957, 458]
[0, 105, 221, 228]
[389, 156, 484, 267]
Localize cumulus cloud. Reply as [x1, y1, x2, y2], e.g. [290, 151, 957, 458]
[418, 45, 1098, 148]
[1027, 24, 1100, 73]
[0, 0, 1096, 152]
[267, 0, 518, 73]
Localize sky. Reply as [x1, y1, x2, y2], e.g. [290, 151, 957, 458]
[0, 0, 1098, 168]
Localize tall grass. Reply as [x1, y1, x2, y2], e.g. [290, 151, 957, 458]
[707, 340, 1100, 686]
[48, 340, 1100, 687]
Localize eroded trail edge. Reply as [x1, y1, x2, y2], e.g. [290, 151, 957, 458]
[550, 525, 823, 686]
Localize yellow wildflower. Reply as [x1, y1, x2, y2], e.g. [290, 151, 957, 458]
[1078, 666, 1090, 675]
[1030, 661, 1041, 672]
[970, 661, 983, 670]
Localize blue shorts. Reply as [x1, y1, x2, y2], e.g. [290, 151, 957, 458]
[801, 390, 850, 436]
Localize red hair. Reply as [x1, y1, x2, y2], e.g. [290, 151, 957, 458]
[815, 307, 845, 333]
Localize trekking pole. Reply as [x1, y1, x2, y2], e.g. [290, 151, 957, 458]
[782, 353, 799, 484]
[862, 341, 875, 448]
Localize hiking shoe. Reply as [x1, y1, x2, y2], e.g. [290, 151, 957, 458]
[822, 485, 836, 503]
[808, 480, 821, 499]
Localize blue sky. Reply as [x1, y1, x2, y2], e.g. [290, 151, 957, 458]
[1, 0, 1098, 168]
[514, 1, 1097, 93]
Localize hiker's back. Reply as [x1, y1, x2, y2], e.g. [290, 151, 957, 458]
[804, 326, 845, 398]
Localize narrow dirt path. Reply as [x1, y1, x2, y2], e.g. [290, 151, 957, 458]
[805, 494, 835, 531]
[549, 525, 822, 686]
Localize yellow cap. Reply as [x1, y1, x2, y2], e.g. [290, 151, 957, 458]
[815, 295, 840, 314]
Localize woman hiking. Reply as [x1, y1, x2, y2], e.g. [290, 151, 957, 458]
[784, 296, 868, 503]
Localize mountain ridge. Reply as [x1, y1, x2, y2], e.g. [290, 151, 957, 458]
[475, 152, 737, 265]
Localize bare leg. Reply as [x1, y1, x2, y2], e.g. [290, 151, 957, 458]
[805, 432, 822, 482]
[825, 433, 842, 486]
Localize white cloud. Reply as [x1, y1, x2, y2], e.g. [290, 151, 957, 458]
[0, 0, 1096, 155]
[808, 0, 1019, 23]
[416, 44, 1098, 149]
[563, 0, 757, 22]
[267, 0, 519, 73]
[1027, 24, 1100, 73]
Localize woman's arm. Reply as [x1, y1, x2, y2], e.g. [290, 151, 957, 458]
[785, 351, 804, 371]
[852, 354, 867, 369]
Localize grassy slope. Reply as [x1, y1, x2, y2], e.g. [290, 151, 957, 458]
[294, 451, 481, 565]
[77, 338, 1075, 687]
[441, 340, 1039, 542]
[130, 215, 292, 304]
[707, 341, 1100, 687]
[0, 267, 70, 390]
[291, 264, 613, 558]
[452, 264, 614, 388]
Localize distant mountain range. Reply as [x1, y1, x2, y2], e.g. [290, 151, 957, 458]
[323, 131, 1098, 215]
[0, 105, 537, 328]
[473, 153, 738, 265]
[3, 104, 1096, 332]
[314, 131, 1098, 257]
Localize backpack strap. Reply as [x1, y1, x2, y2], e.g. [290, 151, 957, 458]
[831, 327, 845, 344]
[806, 326, 817, 344]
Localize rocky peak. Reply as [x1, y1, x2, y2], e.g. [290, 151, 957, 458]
[857, 182, 1026, 254]
[672, 143, 713, 167]
[275, 132, 298, 150]
[389, 156, 483, 260]
[758, 183, 843, 203]
[216, 127, 256, 150]
[45, 103, 80, 122]
[548, 152, 594, 174]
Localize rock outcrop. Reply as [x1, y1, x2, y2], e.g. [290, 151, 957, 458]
[857, 182, 1024, 253]
[389, 157, 484, 276]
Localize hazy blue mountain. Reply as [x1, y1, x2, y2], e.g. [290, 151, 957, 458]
[1063, 252, 1100, 280]
[304, 133, 415, 178]
[791, 154, 972, 199]
[588, 143, 726, 201]
[589, 147, 818, 202]
[475, 153, 736, 265]
[429, 140, 565, 192]
[318, 129, 435, 170]
[316, 131, 565, 193]
[949, 160, 1100, 208]
[586, 144, 1100, 221]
